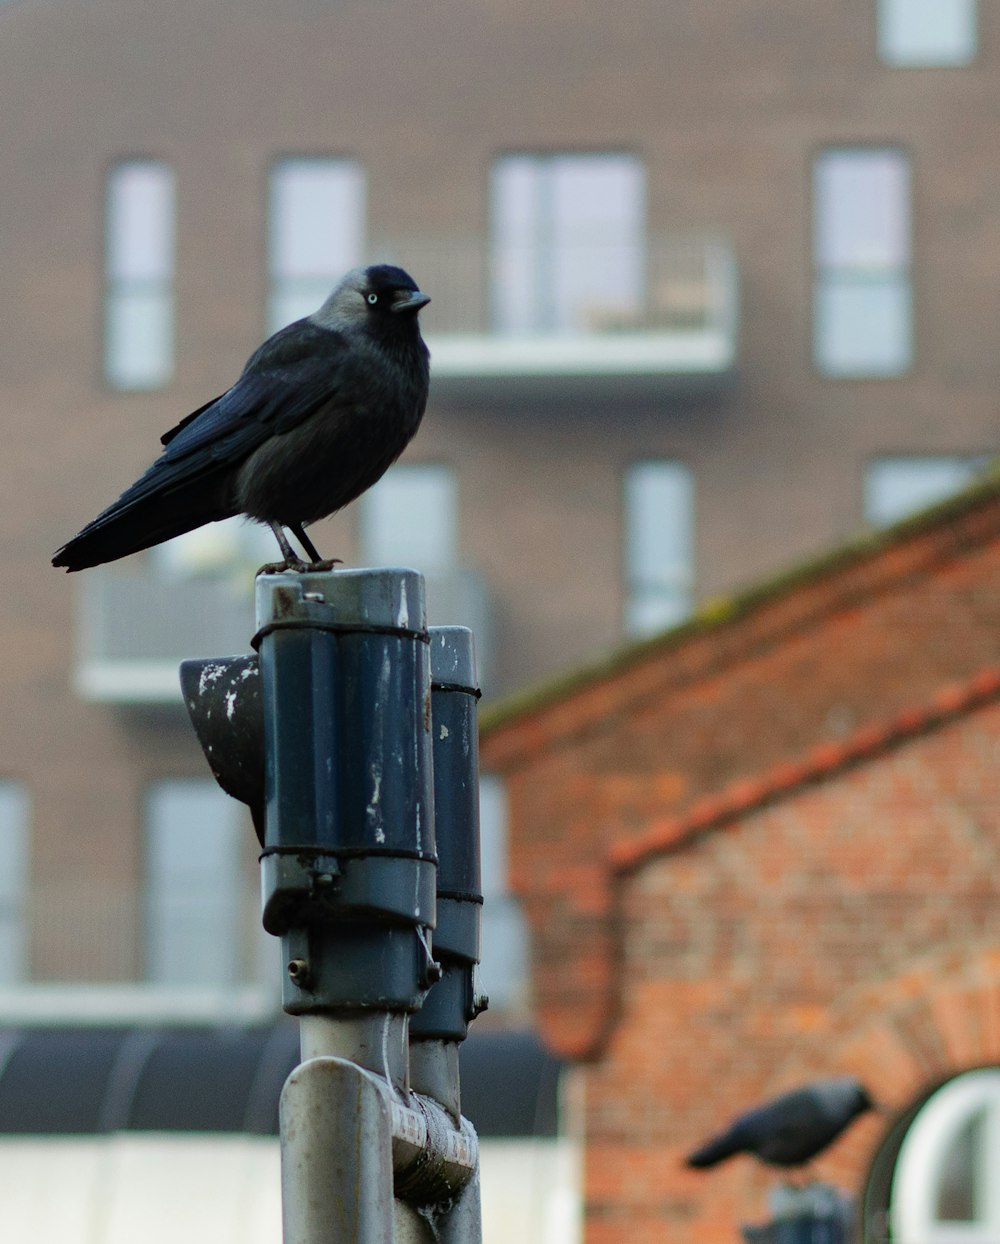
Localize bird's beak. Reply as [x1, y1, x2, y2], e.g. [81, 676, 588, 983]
[391, 290, 431, 314]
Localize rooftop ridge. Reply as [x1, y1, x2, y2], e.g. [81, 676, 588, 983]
[609, 663, 1000, 874]
[481, 471, 1000, 766]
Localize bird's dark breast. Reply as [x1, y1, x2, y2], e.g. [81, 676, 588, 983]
[234, 385, 425, 526]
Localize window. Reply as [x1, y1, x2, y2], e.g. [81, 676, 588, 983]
[865, 455, 992, 525]
[0, 783, 29, 984]
[477, 775, 529, 1012]
[152, 517, 276, 579]
[104, 160, 175, 390]
[267, 158, 365, 333]
[813, 149, 912, 377]
[624, 461, 694, 637]
[491, 152, 645, 334]
[891, 1069, 1000, 1242]
[878, 0, 977, 66]
[358, 464, 458, 577]
[358, 464, 496, 685]
[145, 780, 248, 987]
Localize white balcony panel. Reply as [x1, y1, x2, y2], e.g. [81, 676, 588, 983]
[427, 327, 735, 379]
[75, 567, 492, 703]
[77, 571, 255, 704]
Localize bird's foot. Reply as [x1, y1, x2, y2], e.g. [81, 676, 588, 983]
[256, 557, 308, 576]
[256, 557, 343, 577]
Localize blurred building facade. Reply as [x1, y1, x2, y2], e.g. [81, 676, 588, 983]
[480, 480, 1000, 1244]
[0, 0, 997, 1189]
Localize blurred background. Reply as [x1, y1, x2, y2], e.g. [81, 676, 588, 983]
[1, 0, 999, 1239]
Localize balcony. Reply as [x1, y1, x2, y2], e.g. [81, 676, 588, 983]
[379, 232, 739, 402]
[76, 563, 493, 706]
[0, 877, 276, 1025]
[76, 568, 256, 705]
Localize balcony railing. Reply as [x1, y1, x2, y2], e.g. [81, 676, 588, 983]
[0, 878, 277, 1025]
[76, 569, 256, 704]
[76, 563, 493, 705]
[374, 232, 739, 396]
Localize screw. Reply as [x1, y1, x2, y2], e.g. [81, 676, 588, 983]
[287, 958, 312, 989]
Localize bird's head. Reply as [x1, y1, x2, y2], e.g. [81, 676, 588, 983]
[311, 264, 430, 332]
[853, 1080, 894, 1117]
[825, 1076, 879, 1120]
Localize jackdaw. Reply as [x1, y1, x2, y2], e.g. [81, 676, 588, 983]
[53, 264, 430, 572]
[686, 1077, 874, 1169]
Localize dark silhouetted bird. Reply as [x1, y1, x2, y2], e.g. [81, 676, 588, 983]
[686, 1077, 874, 1170]
[53, 264, 430, 572]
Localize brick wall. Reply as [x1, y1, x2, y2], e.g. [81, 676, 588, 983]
[481, 486, 1000, 1240]
[582, 706, 1000, 1242]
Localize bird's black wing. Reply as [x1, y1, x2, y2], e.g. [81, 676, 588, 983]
[687, 1088, 819, 1169]
[96, 321, 357, 511]
[53, 320, 354, 570]
[158, 319, 354, 464]
[686, 1114, 755, 1167]
[159, 393, 225, 446]
[746, 1092, 826, 1165]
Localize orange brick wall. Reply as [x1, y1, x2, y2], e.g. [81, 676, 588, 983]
[480, 491, 1000, 1242]
[580, 705, 1000, 1241]
[482, 493, 1000, 1057]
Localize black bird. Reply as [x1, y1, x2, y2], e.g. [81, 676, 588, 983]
[686, 1077, 874, 1170]
[53, 264, 430, 572]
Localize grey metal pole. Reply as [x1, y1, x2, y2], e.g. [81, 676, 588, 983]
[256, 567, 435, 1242]
[180, 568, 483, 1244]
[256, 569, 481, 1244]
[410, 627, 487, 1243]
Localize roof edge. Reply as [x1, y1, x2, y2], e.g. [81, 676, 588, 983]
[609, 664, 1000, 875]
[480, 469, 1000, 743]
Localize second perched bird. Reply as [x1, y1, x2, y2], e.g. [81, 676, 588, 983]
[686, 1077, 874, 1170]
[53, 264, 430, 572]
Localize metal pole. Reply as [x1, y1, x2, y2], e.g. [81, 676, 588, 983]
[256, 569, 481, 1244]
[410, 627, 487, 1242]
[255, 567, 436, 1242]
[180, 569, 484, 1244]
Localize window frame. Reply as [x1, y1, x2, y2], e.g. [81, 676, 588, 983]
[864, 455, 993, 527]
[143, 779, 252, 988]
[812, 146, 913, 379]
[357, 463, 459, 578]
[490, 150, 647, 335]
[103, 159, 176, 391]
[891, 1069, 1000, 1242]
[877, 0, 978, 67]
[266, 156, 366, 335]
[0, 782, 30, 985]
[622, 459, 695, 638]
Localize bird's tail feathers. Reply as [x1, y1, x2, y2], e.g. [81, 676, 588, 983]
[53, 480, 233, 572]
[685, 1133, 744, 1169]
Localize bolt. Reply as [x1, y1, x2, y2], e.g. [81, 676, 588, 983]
[287, 958, 312, 989]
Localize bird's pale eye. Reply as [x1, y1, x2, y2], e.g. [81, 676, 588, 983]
[367, 293, 379, 305]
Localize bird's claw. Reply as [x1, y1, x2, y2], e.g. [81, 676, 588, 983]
[256, 557, 343, 577]
[257, 558, 307, 576]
